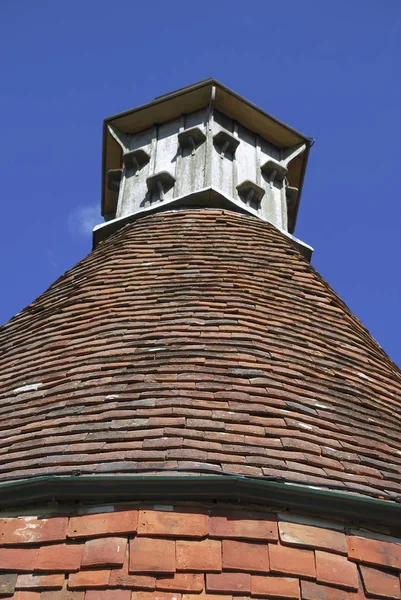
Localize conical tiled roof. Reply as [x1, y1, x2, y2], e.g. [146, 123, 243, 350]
[1, 209, 401, 500]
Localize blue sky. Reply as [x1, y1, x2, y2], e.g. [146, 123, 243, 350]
[1, 0, 400, 366]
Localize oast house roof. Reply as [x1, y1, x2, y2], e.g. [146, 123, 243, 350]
[1, 209, 401, 501]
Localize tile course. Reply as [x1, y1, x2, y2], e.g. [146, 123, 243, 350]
[0, 504, 400, 599]
[0, 210, 400, 500]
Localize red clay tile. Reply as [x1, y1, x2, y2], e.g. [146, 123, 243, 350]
[85, 591, 131, 600]
[209, 508, 278, 541]
[0, 517, 67, 546]
[348, 536, 401, 570]
[251, 575, 300, 598]
[155, 573, 204, 592]
[110, 572, 155, 591]
[68, 511, 138, 539]
[35, 544, 84, 572]
[176, 540, 222, 572]
[132, 594, 182, 600]
[269, 544, 315, 578]
[359, 565, 400, 599]
[16, 574, 64, 590]
[222, 540, 269, 573]
[316, 551, 358, 591]
[137, 508, 208, 539]
[280, 438, 321, 455]
[12, 594, 41, 600]
[68, 570, 111, 589]
[81, 537, 126, 568]
[301, 580, 352, 599]
[109, 548, 155, 590]
[183, 594, 231, 600]
[41, 593, 84, 600]
[129, 538, 175, 574]
[279, 522, 347, 554]
[0, 548, 38, 572]
[206, 572, 251, 594]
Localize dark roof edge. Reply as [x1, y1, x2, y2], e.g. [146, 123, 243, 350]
[0, 474, 400, 527]
[104, 79, 312, 144]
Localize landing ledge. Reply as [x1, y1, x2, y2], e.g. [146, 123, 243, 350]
[93, 188, 313, 261]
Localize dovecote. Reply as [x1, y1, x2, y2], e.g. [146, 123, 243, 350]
[96, 80, 312, 248]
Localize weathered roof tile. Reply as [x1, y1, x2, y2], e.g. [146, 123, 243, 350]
[279, 521, 347, 555]
[348, 536, 401, 570]
[0, 518, 67, 546]
[315, 551, 359, 591]
[222, 540, 269, 573]
[209, 508, 277, 542]
[35, 544, 84, 572]
[269, 544, 316, 579]
[68, 570, 111, 589]
[252, 575, 300, 599]
[129, 538, 175, 574]
[81, 537, 126, 568]
[206, 572, 251, 594]
[0, 549, 39, 573]
[176, 540, 222, 572]
[68, 511, 138, 540]
[0, 574, 18, 597]
[16, 574, 64, 591]
[137, 508, 208, 539]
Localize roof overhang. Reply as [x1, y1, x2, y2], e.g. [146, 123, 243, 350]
[1, 475, 400, 528]
[101, 79, 313, 220]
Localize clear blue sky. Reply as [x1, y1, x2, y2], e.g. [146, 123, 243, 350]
[1, 1, 400, 366]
